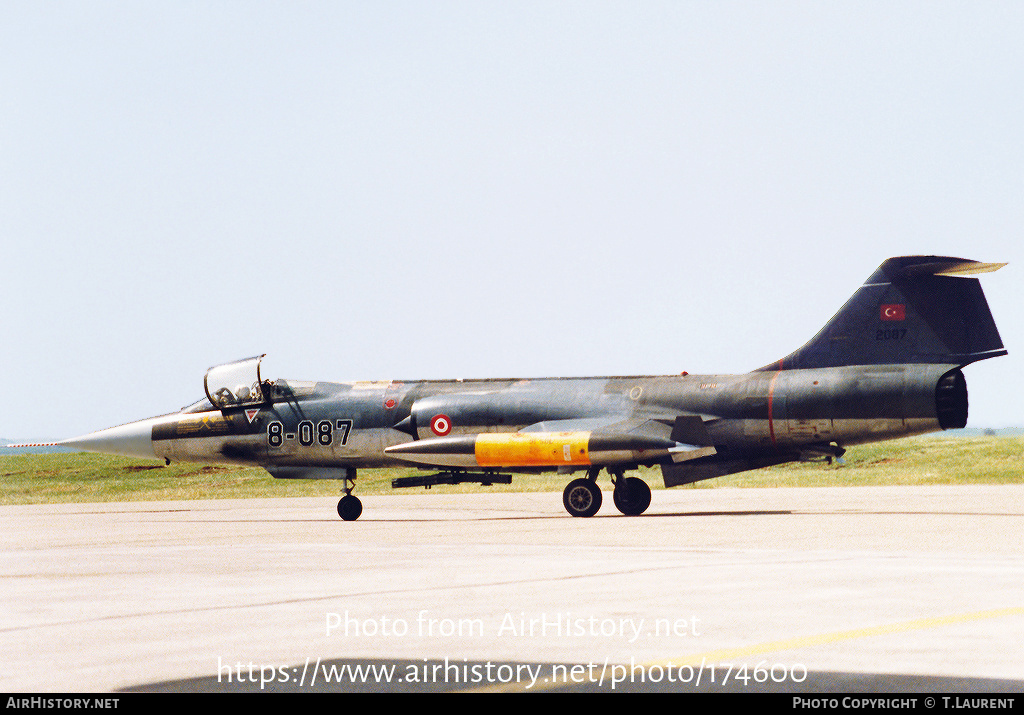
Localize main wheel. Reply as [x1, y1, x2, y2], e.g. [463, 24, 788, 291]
[612, 477, 651, 516]
[337, 495, 363, 521]
[562, 478, 602, 518]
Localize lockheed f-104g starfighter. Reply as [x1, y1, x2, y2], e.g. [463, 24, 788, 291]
[19, 255, 1006, 520]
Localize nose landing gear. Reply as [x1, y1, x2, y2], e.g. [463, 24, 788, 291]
[336, 469, 362, 521]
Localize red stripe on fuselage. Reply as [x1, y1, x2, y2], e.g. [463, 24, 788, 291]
[767, 364, 782, 448]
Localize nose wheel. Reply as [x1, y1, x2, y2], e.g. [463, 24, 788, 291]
[336, 469, 362, 521]
[337, 494, 362, 521]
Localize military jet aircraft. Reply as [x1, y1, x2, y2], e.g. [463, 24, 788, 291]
[12, 255, 1006, 520]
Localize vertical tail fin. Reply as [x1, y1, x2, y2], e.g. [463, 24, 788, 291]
[758, 256, 1006, 371]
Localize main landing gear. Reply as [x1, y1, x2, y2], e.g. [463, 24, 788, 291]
[561, 468, 651, 517]
[336, 468, 362, 521]
[612, 473, 651, 516]
[563, 473, 602, 518]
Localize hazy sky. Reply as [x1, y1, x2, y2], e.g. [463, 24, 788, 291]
[2, 2, 1021, 439]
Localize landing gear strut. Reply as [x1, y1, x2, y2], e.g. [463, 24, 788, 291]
[336, 468, 362, 521]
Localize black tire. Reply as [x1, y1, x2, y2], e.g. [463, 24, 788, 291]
[562, 478, 602, 518]
[612, 477, 651, 516]
[337, 495, 363, 521]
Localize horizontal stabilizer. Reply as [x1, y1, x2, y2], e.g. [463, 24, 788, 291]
[891, 259, 1006, 278]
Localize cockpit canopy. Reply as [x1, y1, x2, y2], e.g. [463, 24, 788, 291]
[204, 354, 267, 409]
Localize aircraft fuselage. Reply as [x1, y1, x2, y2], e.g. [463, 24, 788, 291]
[149, 362, 960, 475]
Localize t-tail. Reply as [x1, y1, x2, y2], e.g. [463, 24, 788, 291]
[662, 256, 1007, 489]
[757, 256, 1007, 372]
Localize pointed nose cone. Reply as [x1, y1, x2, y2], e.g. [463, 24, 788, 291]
[58, 415, 173, 460]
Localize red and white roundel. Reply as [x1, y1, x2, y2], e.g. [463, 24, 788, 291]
[430, 414, 452, 436]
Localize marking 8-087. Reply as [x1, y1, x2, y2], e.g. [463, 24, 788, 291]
[268, 420, 353, 448]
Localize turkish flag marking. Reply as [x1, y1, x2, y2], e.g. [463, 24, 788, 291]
[880, 304, 906, 321]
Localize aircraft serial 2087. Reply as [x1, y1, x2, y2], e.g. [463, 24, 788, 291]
[17, 255, 1007, 521]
